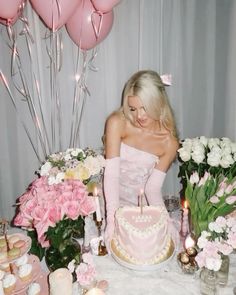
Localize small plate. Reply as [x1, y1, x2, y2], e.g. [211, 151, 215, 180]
[110, 239, 175, 271]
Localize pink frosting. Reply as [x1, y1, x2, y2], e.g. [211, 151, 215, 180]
[114, 205, 169, 263]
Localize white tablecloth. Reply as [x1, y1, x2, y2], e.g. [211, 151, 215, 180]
[94, 252, 236, 295]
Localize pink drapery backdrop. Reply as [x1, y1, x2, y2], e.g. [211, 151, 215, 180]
[0, 0, 236, 219]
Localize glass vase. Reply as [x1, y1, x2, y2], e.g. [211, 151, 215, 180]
[200, 268, 218, 295]
[216, 255, 229, 286]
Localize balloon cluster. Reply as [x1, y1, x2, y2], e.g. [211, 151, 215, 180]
[0, 0, 120, 50]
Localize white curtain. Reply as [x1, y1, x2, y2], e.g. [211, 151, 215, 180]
[0, 0, 235, 220]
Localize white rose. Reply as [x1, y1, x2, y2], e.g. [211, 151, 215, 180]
[182, 138, 193, 150]
[71, 148, 83, 157]
[40, 162, 52, 176]
[207, 151, 221, 167]
[191, 148, 205, 164]
[208, 221, 224, 233]
[205, 256, 222, 271]
[197, 235, 209, 249]
[55, 172, 65, 183]
[220, 154, 234, 168]
[64, 154, 72, 161]
[84, 156, 102, 176]
[231, 143, 236, 153]
[199, 136, 208, 146]
[178, 147, 191, 162]
[48, 176, 57, 185]
[221, 146, 232, 155]
[208, 138, 220, 149]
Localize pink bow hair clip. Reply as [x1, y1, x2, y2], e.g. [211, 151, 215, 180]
[160, 74, 172, 86]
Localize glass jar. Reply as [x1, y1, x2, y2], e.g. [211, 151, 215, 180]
[216, 255, 229, 286]
[200, 268, 218, 295]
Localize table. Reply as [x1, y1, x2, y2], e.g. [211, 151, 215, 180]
[94, 252, 236, 295]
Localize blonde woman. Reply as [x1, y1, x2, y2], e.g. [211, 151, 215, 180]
[103, 70, 179, 251]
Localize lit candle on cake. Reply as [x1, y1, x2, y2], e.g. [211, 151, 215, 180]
[49, 268, 73, 295]
[182, 200, 189, 236]
[94, 187, 102, 222]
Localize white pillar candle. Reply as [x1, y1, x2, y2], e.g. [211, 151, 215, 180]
[86, 287, 105, 295]
[94, 187, 102, 222]
[0, 281, 4, 295]
[49, 268, 73, 295]
[182, 200, 189, 236]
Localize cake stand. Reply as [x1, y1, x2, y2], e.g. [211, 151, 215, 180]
[0, 233, 49, 294]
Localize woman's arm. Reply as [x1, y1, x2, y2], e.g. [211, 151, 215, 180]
[103, 112, 125, 252]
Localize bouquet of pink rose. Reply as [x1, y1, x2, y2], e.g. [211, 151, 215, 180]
[13, 147, 105, 271]
[14, 176, 96, 270]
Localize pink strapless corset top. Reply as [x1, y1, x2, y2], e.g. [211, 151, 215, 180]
[119, 142, 160, 206]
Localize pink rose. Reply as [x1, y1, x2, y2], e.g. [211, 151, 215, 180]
[76, 263, 96, 286]
[79, 198, 96, 216]
[14, 212, 32, 227]
[63, 201, 80, 220]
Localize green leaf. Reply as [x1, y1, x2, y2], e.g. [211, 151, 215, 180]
[27, 230, 45, 261]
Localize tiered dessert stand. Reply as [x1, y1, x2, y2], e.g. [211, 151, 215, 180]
[0, 220, 49, 294]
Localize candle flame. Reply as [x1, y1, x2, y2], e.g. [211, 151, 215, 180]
[185, 235, 195, 249]
[93, 186, 98, 197]
[184, 200, 188, 209]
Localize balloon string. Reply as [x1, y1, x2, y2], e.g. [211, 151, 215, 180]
[73, 51, 90, 147]
[9, 23, 49, 158]
[88, 48, 99, 72]
[0, 71, 43, 163]
[6, 20, 48, 159]
[69, 46, 81, 147]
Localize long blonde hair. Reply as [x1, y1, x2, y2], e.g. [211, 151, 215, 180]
[122, 70, 178, 138]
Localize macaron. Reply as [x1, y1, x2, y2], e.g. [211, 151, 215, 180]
[0, 251, 7, 263]
[0, 238, 7, 250]
[7, 247, 20, 259]
[13, 240, 26, 249]
[8, 235, 20, 249]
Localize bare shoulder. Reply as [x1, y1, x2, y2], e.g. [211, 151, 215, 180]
[105, 110, 126, 136]
[155, 134, 179, 171]
[166, 135, 180, 154]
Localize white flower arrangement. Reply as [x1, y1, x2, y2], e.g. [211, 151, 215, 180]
[196, 216, 236, 271]
[178, 136, 236, 237]
[178, 136, 236, 173]
[39, 147, 105, 186]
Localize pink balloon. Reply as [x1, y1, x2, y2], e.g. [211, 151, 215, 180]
[91, 0, 120, 13]
[66, 0, 114, 50]
[0, 14, 19, 26]
[0, 0, 23, 19]
[30, 0, 81, 31]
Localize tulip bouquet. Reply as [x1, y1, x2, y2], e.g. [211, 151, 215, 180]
[178, 137, 236, 237]
[14, 147, 105, 271]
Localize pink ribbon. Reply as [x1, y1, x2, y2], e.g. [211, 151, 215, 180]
[160, 74, 172, 86]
